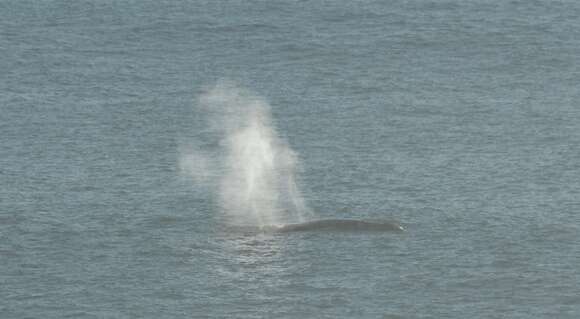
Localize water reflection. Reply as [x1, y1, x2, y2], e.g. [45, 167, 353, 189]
[217, 231, 286, 276]
[210, 228, 312, 307]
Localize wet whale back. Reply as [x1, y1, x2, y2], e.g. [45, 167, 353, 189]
[277, 219, 403, 232]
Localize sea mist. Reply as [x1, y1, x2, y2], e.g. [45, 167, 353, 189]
[180, 82, 310, 227]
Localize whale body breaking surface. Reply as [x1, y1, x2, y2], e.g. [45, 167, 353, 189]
[271, 219, 404, 233]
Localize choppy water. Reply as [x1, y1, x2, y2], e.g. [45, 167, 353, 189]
[2, 1, 580, 318]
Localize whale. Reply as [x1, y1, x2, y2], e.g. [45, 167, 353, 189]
[273, 219, 404, 233]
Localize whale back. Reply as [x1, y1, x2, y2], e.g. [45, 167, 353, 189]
[276, 219, 404, 232]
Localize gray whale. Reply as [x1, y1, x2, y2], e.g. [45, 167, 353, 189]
[274, 219, 404, 232]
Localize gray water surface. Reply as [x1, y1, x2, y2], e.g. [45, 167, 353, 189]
[2, 1, 580, 318]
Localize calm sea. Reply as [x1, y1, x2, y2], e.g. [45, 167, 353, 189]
[1, 0, 579, 318]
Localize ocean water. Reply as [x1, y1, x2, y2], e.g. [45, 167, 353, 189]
[1, 0, 580, 318]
